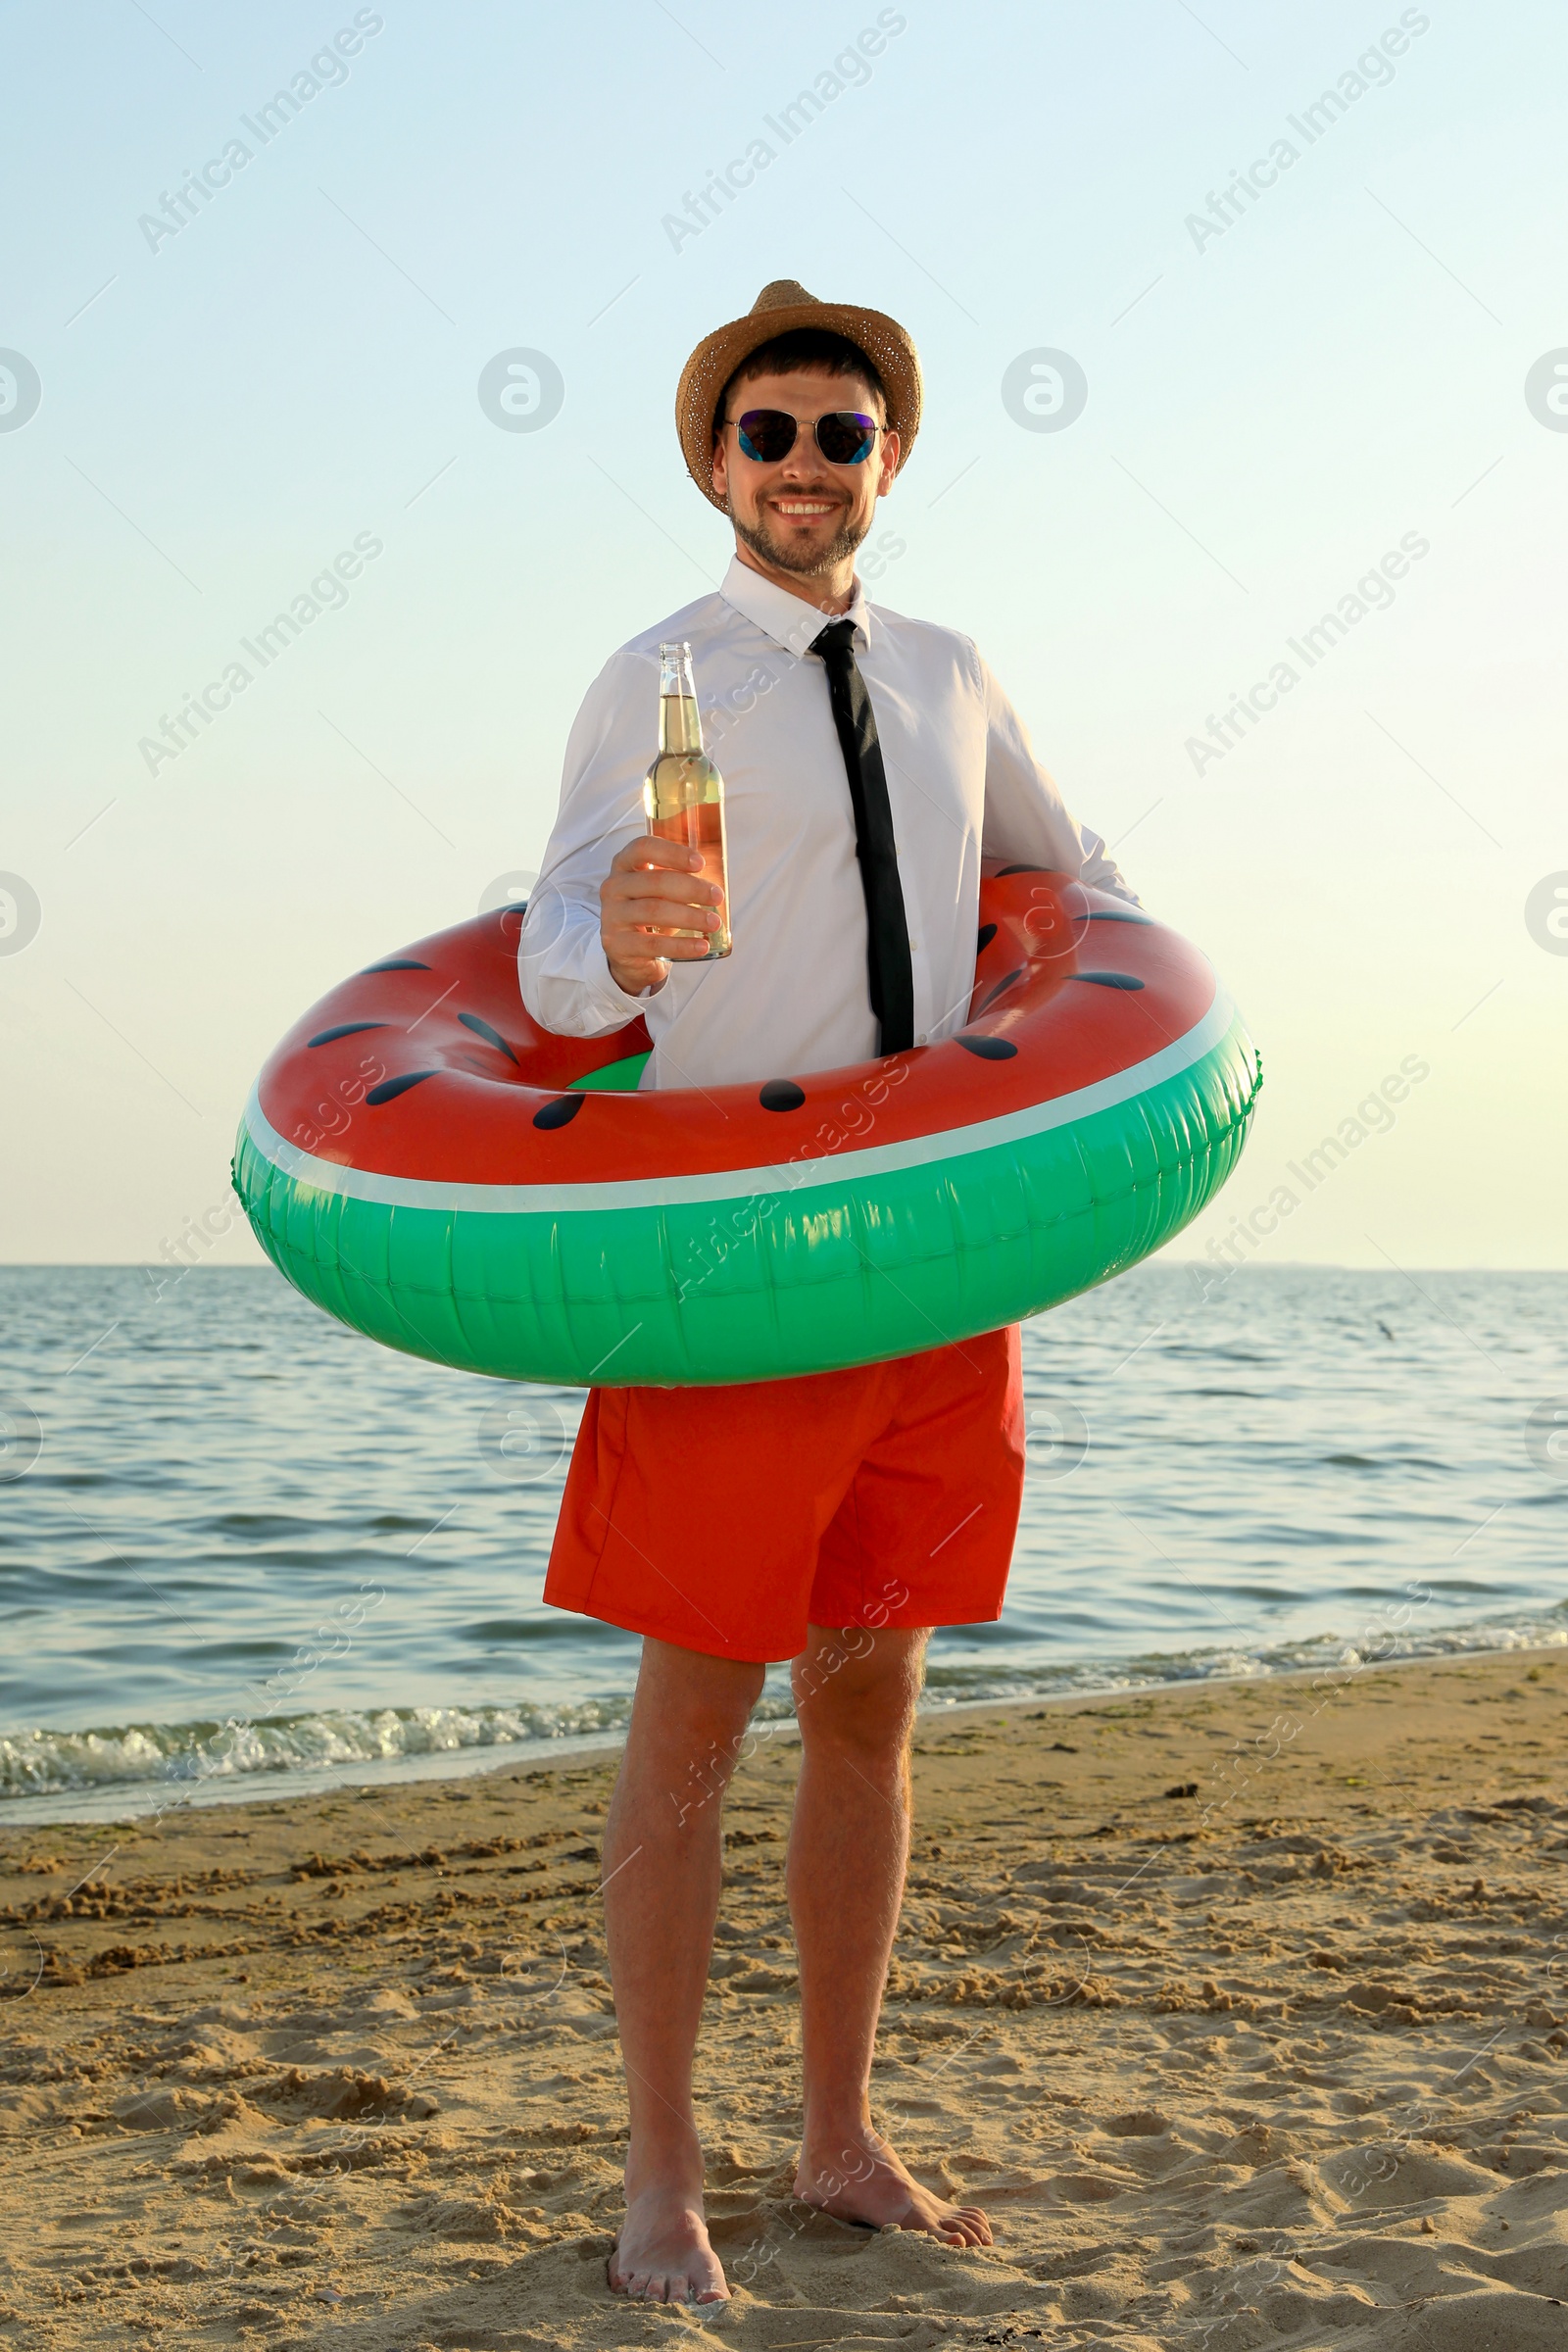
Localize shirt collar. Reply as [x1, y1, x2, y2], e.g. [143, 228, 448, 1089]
[718, 554, 871, 661]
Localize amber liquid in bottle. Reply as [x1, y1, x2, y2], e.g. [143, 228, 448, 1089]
[644, 641, 731, 959]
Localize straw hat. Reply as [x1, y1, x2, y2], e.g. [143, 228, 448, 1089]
[676, 278, 922, 511]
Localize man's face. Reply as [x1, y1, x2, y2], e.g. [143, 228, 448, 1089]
[710, 366, 900, 578]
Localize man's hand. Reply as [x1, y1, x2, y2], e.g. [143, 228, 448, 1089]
[601, 836, 724, 996]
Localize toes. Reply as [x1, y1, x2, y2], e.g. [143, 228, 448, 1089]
[610, 2250, 660, 2299]
[671, 2275, 728, 2306]
[929, 2205, 991, 2247]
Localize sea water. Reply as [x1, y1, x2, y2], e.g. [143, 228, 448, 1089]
[1, 1263, 1563, 1822]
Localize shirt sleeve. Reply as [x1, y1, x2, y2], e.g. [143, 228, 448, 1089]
[977, 653, 1140, 906]
[517, 650, 662, 1036]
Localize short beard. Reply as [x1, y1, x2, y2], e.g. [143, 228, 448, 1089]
[729, 501, 870, 578]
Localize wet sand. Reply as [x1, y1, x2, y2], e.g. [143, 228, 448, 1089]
[2, 1647, 1566, 2348]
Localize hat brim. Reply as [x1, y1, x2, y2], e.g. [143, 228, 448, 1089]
[676, 298, 922, 511]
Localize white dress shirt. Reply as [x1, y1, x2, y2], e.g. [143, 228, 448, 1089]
[518, 556, 1136, 1090]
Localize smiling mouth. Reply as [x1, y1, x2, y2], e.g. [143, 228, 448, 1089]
[769, 498, 843, 519]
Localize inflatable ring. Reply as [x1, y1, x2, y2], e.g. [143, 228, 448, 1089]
[233, 864, 1261, 1386]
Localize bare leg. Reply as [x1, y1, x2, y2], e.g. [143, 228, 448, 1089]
[787, 1624, 992, 2247]
[602, 1637, 764, 2302]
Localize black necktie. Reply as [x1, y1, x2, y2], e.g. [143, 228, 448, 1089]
[809, 618, 915, 1054]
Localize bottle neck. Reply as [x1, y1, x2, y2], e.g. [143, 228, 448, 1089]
[659, 692, 703, 755]
[658, 648, 703, 755]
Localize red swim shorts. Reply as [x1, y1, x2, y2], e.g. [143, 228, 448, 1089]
[544, 1326, 1024, 1663]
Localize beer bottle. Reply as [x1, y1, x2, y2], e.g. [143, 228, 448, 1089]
[644, 641, 731, 960]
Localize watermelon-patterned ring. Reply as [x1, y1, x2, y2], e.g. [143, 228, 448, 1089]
[232, 864, 1262, 1387]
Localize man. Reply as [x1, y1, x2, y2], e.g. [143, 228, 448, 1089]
[519, 280, 1135, 2305]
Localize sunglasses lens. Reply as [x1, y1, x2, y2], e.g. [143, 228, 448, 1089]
[735, 410, 797, 463]
[816, 413, 877, 465]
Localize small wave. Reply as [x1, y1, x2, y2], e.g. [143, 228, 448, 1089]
[0, 1699, 639, 1801]
[921, 1603, 1568, 1703]
[7, 1607, 1567, 1806]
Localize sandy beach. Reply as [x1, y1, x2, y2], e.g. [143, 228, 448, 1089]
[2, 1647, 1565, 2348]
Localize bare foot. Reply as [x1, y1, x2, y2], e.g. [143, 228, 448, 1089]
[608, 2182, 729, 2303]
[795, 2126, 993, 2248]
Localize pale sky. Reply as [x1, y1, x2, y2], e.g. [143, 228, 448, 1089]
[3, 0, 1564, 1270]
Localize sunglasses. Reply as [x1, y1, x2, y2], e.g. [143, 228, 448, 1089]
[724, 408, 882, 466]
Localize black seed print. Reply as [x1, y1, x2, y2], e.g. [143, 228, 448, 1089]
[533, 1094, 586, 1130]
[367, 1070, 439, 1105]
[973, 967, 1024, 1014]
[308, 1021, 387, 1048]
[458, 1011, 519, 1061]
